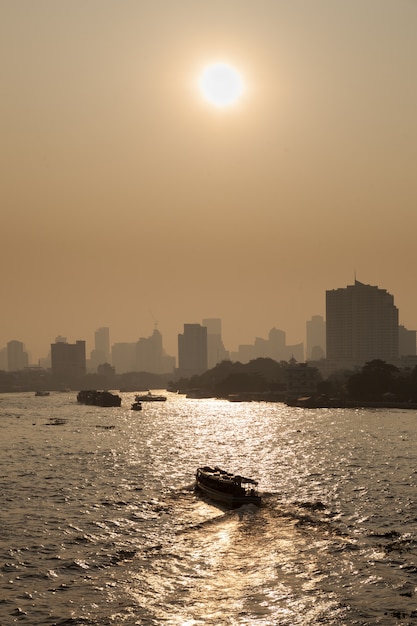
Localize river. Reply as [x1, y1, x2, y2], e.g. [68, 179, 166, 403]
[0, 392, 416, 625]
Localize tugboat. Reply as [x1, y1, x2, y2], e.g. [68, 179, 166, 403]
[195, 466, 262, 507]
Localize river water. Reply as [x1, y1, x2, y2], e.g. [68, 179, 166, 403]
[0, 392, 416, 625]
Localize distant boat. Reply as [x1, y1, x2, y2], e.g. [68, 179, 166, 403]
[185, 389, 213, 399]
[195, 466, 262, 507]
[131, 401, 142, 411]
[35, 391, 50, 397]
[135, 391, 167, 402]
[77, 390, 122, 407]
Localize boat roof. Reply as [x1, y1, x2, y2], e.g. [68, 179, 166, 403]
[197, 466, 258, 485]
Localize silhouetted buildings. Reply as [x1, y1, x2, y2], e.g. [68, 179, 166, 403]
[3, 280, 417, 386]
[51, 339, 86, 378]
[202, 318, 229, 368]
[326, 280, 399, 370]
[110, 329, 175, 374]
[306, 315, 326, 360]
[178, 323, 208, 377]
[230, 327, 303, 363]
[7, 340, 29, 371]
[399, 325, 417, 357]
[111, 342, 136, 374]
[136, 328, 175, 374]
[90, 327, 110, 370]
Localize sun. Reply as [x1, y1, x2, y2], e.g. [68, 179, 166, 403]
[198, 63, 245, 108]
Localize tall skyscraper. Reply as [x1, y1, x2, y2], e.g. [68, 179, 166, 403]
[95, 327, 110, 363]
[306, 315, 326, 360]
[178, 324, 208, 377]
[202, 318, 229, 369]
[136, 328, 175, 374]
[326, 280, 399, 369]
[90, 327, 110, 370]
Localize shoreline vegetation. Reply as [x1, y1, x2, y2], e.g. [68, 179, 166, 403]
[2, 358, 417, 410]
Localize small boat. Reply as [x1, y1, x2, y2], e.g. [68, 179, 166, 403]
[135, 391, 167, 402]
[195, 466, 262, 507]
[35, 391, 50, 396]
[131, 401, 142, 411]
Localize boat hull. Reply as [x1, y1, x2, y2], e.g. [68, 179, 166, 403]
[195, 467, 262, 507]
[195, 480, 261, 507]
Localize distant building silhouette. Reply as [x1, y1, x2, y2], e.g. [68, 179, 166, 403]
[0, 347, 7, 371]
[111, 342, 136, 374]
[202, 318, 229, 368]
[306, 315, 326, 360]
[326, 280, 399, 369]
[51, 339, 86, 378]
[7, 340, 29, 371]
[90, 327, 110, 370]
[136, 328, 175, 374]
[399, 325, 417, 357]
[230, 327, 303, 363]
[178, 323, 208, 377]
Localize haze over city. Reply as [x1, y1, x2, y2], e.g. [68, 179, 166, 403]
[2, 1, 417, 363]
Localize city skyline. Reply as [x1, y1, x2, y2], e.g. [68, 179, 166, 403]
[2, 276, 417, 372]
[2, 2, 417, 363]
[0, 314, 313, 368]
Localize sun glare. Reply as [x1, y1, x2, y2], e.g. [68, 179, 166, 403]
[198, 63, 244, 108]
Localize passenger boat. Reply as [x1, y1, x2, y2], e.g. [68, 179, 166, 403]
[135, 391, 167, 402]
[195, 466, 262, 507]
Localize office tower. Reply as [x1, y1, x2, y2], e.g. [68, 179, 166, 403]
[51, 340, 86, 377]
[326, 280, 399, 368]
[95, 327, 110, 363]
[202, 318, 229, 369]
[178, 324, 208, 376]
[136, 328, 175, 374]
[306, 315, 326, 360]
[399, 325, 417, 357]
[7, 340, 29, 371]
[90, 327, 110, 370]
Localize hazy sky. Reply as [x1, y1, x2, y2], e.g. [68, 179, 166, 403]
[2, 0, 417, 361]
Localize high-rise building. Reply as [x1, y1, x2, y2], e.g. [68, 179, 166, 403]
[326, 280, 399, 369]
[202, 318, 229, 369]
[7, 340, 29, 371]
[95, 327, 110, 363]
[306, 315, 326, 360]
[51, 339, 86, 378]
[178, 324, 208, 377]
[399, 325, 416, 357]
[136, 328, 175, 374]
[90, 327, 110, 370]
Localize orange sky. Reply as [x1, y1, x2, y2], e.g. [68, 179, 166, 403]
[1, 1, 417, 361]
